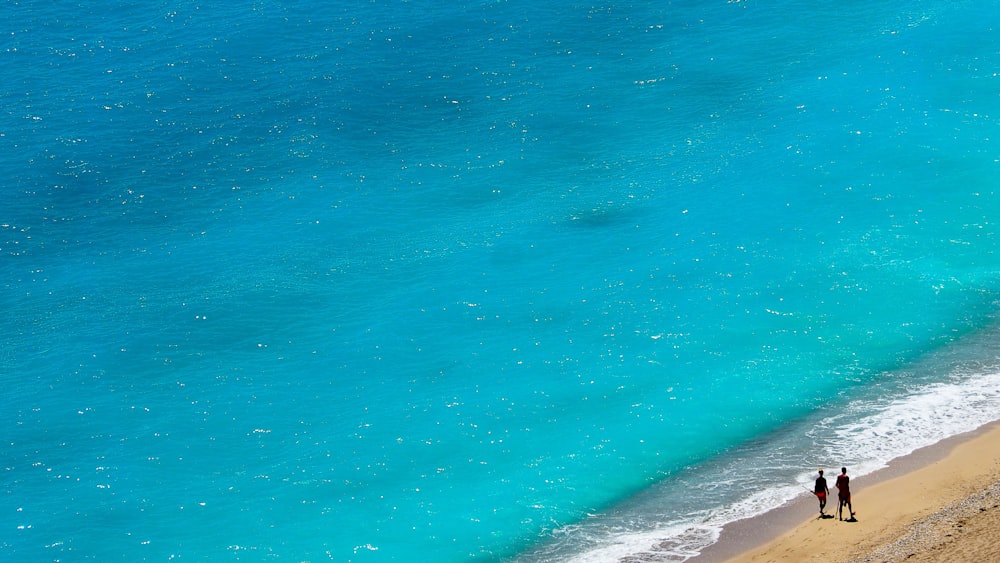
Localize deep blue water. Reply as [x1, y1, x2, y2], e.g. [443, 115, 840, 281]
[4, 1, 1000, 561]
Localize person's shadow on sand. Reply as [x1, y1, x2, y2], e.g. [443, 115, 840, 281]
[819, 514, 836, 520]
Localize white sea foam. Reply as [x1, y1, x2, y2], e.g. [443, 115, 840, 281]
[529, 368, 1000, 563]
[565, 525, 720, 563]
[818, 369, 1000, 475]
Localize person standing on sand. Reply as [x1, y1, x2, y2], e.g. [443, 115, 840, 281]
[835, 466, 855, 521]
[814, 468, 830, 516]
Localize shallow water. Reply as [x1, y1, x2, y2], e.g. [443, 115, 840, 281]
[3, 1, 1000, 561]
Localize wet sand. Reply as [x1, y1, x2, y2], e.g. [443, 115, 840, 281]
[690, 420, 1000, 563]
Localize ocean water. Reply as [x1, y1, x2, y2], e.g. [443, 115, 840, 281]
[3, 0, 1000, 561]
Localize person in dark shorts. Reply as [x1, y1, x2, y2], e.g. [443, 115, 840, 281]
[835, 466, 855, 521]
[814, 468, 830, 516]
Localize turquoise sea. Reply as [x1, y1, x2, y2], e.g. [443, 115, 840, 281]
[4, 1, 1000, 561]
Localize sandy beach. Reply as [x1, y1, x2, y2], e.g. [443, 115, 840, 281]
[691, 420, 1000, 563]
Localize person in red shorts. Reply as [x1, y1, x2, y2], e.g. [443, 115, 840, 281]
[814, 468, 830, 516]
[835, 466, 855, 521]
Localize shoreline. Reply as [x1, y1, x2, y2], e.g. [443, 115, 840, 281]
[690, 419, 1000, 563]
